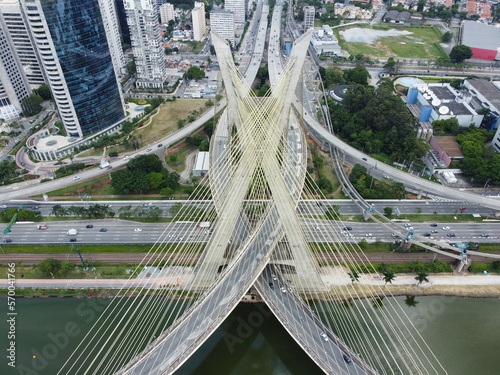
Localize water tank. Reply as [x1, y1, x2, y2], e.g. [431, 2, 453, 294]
[439, 106, 449, 115]
[432, 99, 441, 107]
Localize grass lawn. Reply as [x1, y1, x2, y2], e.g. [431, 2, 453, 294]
[134, 99, 208, 146]
[78, 99, 210, 159]
[44, 175, 112, 197]
[336, 25, 446, 60]
[1, 244, 205, 254]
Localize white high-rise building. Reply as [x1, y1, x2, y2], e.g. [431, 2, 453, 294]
[192, 1, 206, 41]
[98, 0, 127, 76]
[160, 2, 174, 24]
[225, 0, 245, 25]
[303, 6, 315, 32]
[125, 0, 167, 88]
[0, 0, 44, 87]
[0, 18, 31, 121]
[210, 10, 235, 46]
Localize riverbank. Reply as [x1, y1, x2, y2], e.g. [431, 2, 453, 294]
[1, 273, 500, 299]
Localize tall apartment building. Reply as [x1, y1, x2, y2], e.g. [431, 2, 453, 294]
[160, 2, 174, 24]
[21, 0, 126, 137]
[125, 0, 167, 88]
[210, 10, 235, 46]
[225, 0, 245, 25]
[192, 1, 206, 41]
[98, 0, 127, 77]
[0, 0, 44, 88]
[0, 17, 31, 121]
[303, 6, 315, 32]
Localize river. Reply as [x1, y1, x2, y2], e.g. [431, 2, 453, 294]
[0, 296, 498, 374]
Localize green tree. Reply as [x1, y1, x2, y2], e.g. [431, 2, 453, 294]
[185, 66, 205, 80]
[382, 270, 396, 285]
[128, 154, 163, 174]
[21, 94, 44, 116]
[415, 271, 429, 285]
[384, 207, 393, 217]
[344, 65, 369, 85]
[60, 261, 76, 276]
[37, 258, 62, 277]
[148, 172, 164, 189]
[348, 268, 360, 283]
[449, 45, 473, 63]
[441, 31, 453, 43]
[160, 187, 173, 196]
[36, 84, 51, 100]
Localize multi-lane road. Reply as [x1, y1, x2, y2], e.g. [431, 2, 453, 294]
[1, 219, 498, 245]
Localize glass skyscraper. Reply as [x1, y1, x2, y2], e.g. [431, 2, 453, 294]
[22, 0, 125, 137]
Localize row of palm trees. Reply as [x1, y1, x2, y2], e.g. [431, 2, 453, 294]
[349, 266, 430, 286]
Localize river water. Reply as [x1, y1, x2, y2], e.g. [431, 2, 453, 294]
[0, 296, 498, 375]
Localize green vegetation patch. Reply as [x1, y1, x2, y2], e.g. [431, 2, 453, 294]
[0, 244, 205, 254]
[337, 25, 446, 60]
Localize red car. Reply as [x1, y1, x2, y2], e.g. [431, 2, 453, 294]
[459, 206, 467, 210]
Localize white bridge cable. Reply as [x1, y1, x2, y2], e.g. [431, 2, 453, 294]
[62, 31, 446, 375]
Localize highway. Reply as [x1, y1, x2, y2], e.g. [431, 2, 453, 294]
[116, 207, 283, 375]
[255, 266, 378, 375]
[3, 198, 500, 217]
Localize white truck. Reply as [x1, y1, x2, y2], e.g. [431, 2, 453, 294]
[67, 228, 78, 236]
[197, 222, 210, 228]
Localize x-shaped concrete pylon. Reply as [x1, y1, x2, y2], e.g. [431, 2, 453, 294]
[194, 31, 324, 291]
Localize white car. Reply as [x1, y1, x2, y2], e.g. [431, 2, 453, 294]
[320, 332, 329, 342]
[146, 148, 152, 152]
[280, 286, 286, 293]
[365, 233, 372, 237]
[134, 228, 142, 232]
[73, 176, 80, 180]
[442, 226, 450, 230]
[0, 205, 7, 209]
[271, 273, 277, 281]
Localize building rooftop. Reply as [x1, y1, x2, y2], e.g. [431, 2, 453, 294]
[466, 79, 500, 111]
[433, 136, 463, 158]
[462, 21, 500, 51]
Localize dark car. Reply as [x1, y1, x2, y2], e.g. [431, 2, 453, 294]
[343, 354, 352, 365]
[86, 224, 94, 228]
[423, 233, 431, 237]
[99, 228, 107, 232]
[269, 282, 274, 290]
[447, 233, 456, 237]
[362, 157, 368, 161]
[69, 238, 77, 242]
[430, 223, 438, 227]
[157, 143, 163, 148]
[343, 226, 352, 231]
[20, 161, 26, 166]
[3, 239, 12, 243]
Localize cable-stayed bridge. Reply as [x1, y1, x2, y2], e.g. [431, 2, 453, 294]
[58, 24, 452, 375]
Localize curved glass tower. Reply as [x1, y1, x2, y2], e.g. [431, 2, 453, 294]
[23, 0, 125, 137]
